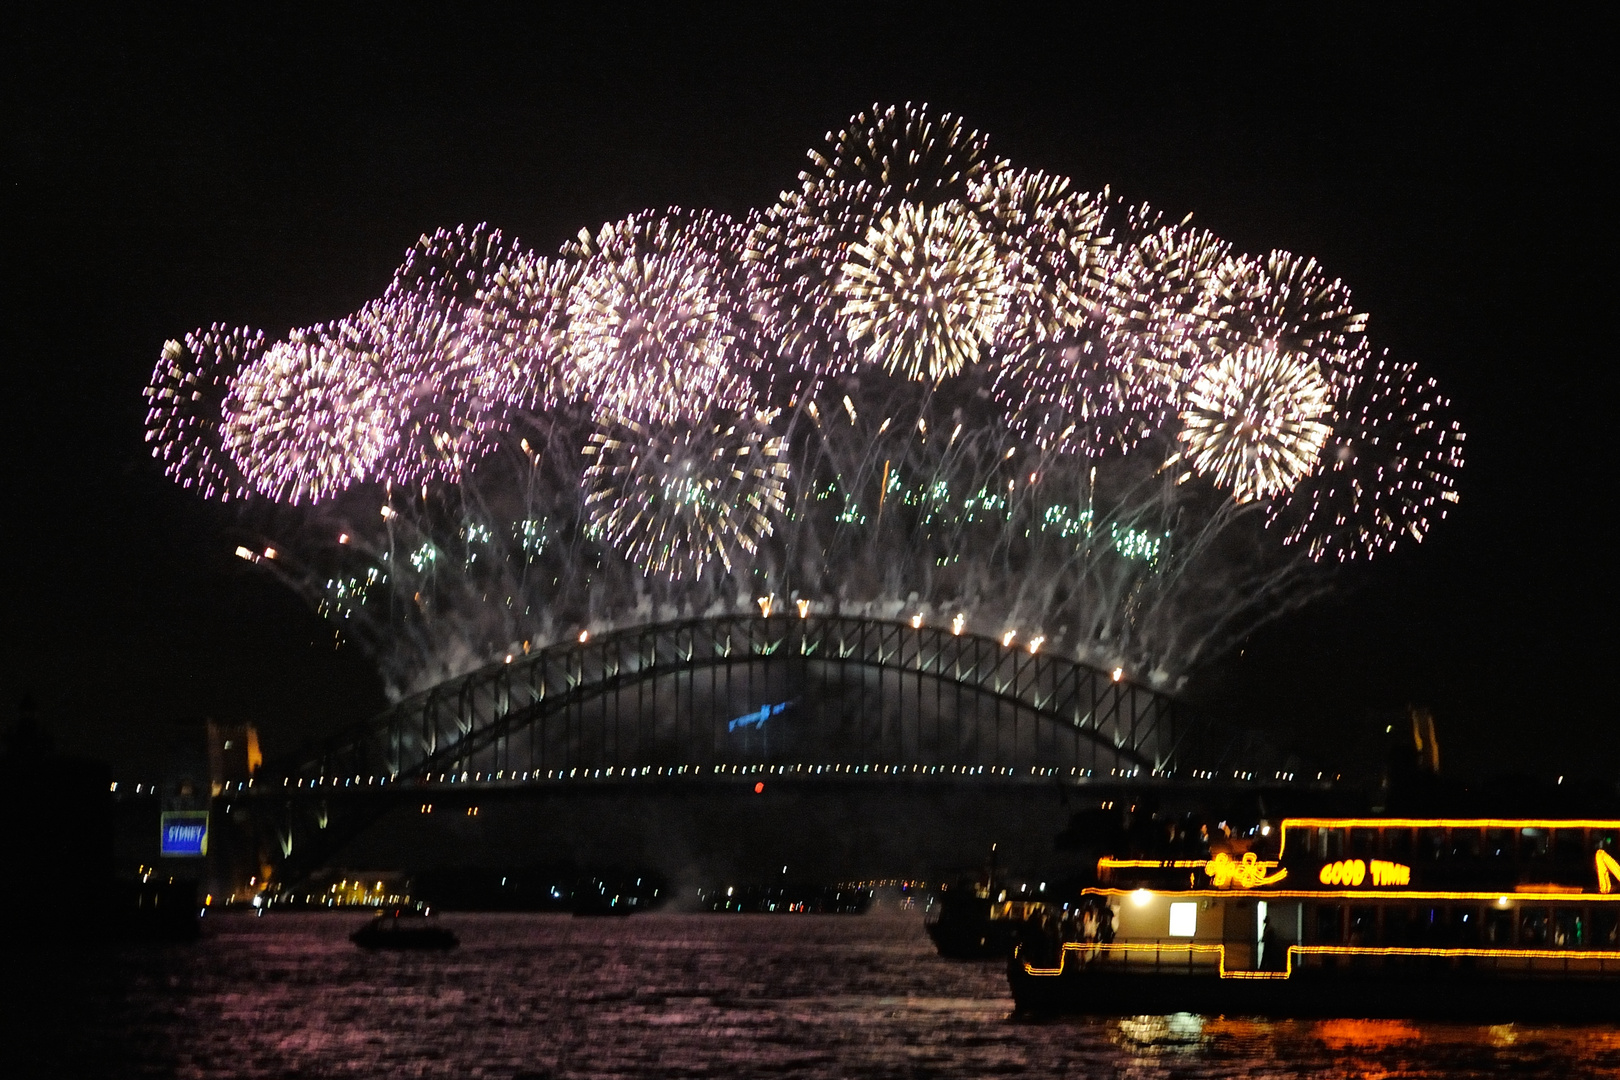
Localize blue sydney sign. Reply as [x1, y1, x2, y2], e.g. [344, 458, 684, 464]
[729, 701, 791, 732]
[160, 811, 210, 857]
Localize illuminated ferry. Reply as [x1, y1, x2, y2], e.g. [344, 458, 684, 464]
[1009, 817, 1620, 1019]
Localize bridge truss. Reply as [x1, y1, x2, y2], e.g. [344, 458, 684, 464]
[270, 615, 1258, 788]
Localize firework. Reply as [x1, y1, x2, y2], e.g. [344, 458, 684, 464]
[465, 249, 576, 412]
[582, 408, 789, 579]
[563, 208, 756, 422]
[358, 223, 530, 486]
[750, 102, 1004, 379]
[1175, 343, 1333, 503]
[1211, 248, 1369, 389]
[221, 324, 397, 504]
[149, 103, 1464, 697]
[143, 324, 263, 501]
[1268, 352, 1465, 560]
[1101, 205, 1232, 386]
[834, 200, 1008, 382]
[991, 199, 1195, 457]
[976, 169, 1111, 347]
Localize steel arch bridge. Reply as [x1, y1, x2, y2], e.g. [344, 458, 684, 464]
[270, 615, 1252, 788]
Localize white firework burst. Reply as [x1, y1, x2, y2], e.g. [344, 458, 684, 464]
[1267, 351, 1465, 560]
[749, 102, 1006, 378]
[834, 201, 1009, 382]
[582, 409, 790, 580]
[1176, 344, 1333, 502]
[564, 208, 754, 423]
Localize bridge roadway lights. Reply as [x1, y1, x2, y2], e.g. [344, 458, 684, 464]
[230, 774, 1322, 888]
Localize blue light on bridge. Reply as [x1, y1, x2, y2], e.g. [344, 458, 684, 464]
[728, 701, 791, 733]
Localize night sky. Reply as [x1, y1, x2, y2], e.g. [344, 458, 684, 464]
[6, 6, 1610, 783]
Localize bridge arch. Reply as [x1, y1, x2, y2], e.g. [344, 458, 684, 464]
[280, 615, 1237, 785]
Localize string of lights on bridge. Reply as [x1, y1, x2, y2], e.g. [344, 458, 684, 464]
[109, 764, 1327, 794]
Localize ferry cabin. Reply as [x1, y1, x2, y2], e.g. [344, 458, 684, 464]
[1054, 818, 1620, 979]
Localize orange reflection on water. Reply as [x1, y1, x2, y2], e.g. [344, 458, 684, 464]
[1311, 1018, 1423, 1051]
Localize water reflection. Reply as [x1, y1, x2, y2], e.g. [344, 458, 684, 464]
[1112, 1011, 1209, 1048]
[35, 912, 1620, 1079]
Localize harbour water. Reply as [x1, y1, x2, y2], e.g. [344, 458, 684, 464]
[25, 911, 1620, 1078]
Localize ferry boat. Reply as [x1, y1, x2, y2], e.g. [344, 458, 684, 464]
[1008, 816, 1620, 1020]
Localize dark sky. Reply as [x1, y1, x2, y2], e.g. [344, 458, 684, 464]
[5, 5, 1611, 782]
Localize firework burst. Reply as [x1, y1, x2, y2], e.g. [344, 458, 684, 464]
[465, 249, 576, 412]
[1175, 344, 1333, 503]
[144, 324, 263, 501]
[834, 200, 1008, 382]
[990, 199, 1192, 457]
[1101, 205, 1232, 386]
[976, 169, 1111, 346]
[750, 102, 1004, 379]
[221, 324, 397, 504]
[1268, 352, 1465, 560]
[563, 208, 756, 422]
[582, 408, 789, 579]
[359, 223, 530, 486]
[1212, 248, 1369, 389]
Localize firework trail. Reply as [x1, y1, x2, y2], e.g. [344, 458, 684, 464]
[145, 102, 1464, 697]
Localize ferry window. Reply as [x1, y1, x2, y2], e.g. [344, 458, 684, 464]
[1520, 908, 1549, 946]
[1384, 906, 1419, 946]
[1348, 906, 1377, 945]
[1451, 906, 1480, 946]
[1595, 910, 1619, 948]
[1519, 828, 1549, 861]
[1552, 908, 1581, 948]
[1484, 906, 1513, 945]
[1450, 829, 1481, 859]
[1551, 830, 1583, 865]
[1485, 828, 1513, 859]
[1324, 829, 1345, 860]
[1385, 829, 1413, 861]
[1593, 832, 1617, 856]
[1315, 904, 1344, 943]
[1349, 828, 1378, 858]
[1418, 828, 1447, 861]
[1168, 902, 1197, 937]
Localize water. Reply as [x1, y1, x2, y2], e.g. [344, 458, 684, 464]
[24, 911, 1620, 1078]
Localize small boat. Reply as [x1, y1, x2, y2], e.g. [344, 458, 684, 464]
[351, 908, 458, 950]
[925, 881, 1040, 959]
[926, 847, 1038, 959]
